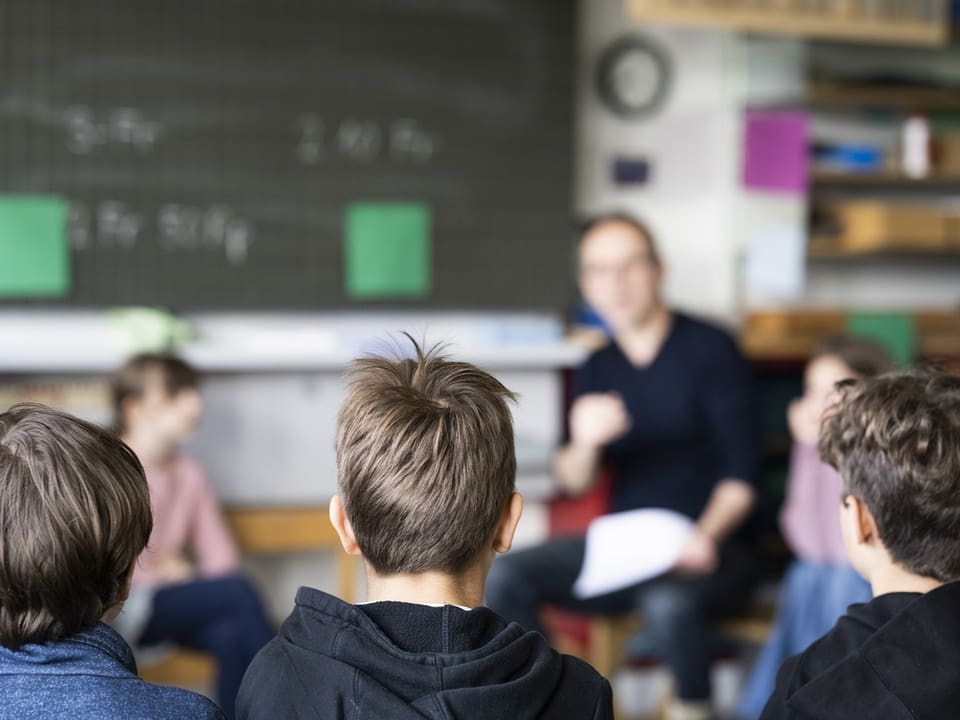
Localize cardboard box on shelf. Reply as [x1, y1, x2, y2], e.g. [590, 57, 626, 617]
[835, 201, 946, 251]
[943, 199, 960, 248]
[945, 215, 960, 248]
[935, 134, 960, 175]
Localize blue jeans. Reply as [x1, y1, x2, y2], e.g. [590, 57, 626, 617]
[737, 561, 871, 719]
[139, 574, 274, 720]
[485, 535, 756, 701]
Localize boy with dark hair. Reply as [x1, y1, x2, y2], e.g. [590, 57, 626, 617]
[0, 403, 224, 720]
[761, 370, 960, 720]
[238, 340, 613, 720]
[738, 336, 893, 718]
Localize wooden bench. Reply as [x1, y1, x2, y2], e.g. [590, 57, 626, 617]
[546, 607, 774, 720]
[567, 609, 774, 720]
[545, 475, 776, 717]
[139, 505, 358, 686]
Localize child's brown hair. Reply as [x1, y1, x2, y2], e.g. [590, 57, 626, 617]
[0, 403, 152, 649]
[819, 370, 960, 582]
[110, 353, 199, 434]
[813, 335, 894, 378]
[336, 339, 517, 575]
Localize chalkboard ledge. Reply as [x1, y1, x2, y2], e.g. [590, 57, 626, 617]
[0, 311, 588, 373]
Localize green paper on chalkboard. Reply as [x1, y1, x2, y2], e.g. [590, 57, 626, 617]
[846, 312, 916, 367]
[0, 196, 70, 297]
[345, 202, 431, 298]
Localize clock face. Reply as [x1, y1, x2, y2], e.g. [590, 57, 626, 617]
[597, 36, 670, 118]
[611, 49, 662, 108]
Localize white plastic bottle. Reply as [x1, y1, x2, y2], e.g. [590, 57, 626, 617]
[902, 113, 931, 179]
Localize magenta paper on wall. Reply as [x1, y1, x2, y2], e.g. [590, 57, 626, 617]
[742, 110, 809, 194]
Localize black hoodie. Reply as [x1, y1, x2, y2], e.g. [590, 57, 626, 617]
[237, 587, 613, 720]
[760, 581, 960, 720]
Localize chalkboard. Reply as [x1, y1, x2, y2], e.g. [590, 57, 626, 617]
[0, 0, 575, 310]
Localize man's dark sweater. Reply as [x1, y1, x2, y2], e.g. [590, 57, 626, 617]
[574, 312, 756, 517]
[237, 587, 613, 720]
[761, 581, 960, 720]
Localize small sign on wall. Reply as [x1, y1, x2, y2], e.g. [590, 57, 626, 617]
[611, 157, 652, 186]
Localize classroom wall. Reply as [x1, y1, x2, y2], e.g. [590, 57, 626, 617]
[577, 2, 960, 317]
[576, 0, 744, 322]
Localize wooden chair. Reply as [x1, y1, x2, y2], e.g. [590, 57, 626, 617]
[544, 479, 775, 718]
[541, 469, 617, 667]
[582, 609, 774, 707]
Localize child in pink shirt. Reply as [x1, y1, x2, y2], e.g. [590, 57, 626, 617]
[779, 350, 871, 567]
[110, 354, 273, 720]
[738, 337, 892, 719]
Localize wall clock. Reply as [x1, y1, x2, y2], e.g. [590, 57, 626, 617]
[596, 35, 671, 119]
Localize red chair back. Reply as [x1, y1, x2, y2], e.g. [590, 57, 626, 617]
[542, 467, 613, 650]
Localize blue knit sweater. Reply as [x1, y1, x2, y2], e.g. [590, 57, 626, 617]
[0, 622, 224, 720]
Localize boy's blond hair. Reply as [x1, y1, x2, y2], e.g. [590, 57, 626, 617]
[336, 339, 517, 575]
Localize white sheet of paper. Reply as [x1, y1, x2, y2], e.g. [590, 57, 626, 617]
[572, 508, 696, 599]
[744, 223, 807, 302]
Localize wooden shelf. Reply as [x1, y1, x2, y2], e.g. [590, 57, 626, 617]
[756, 84, 960, 111]
[808, 82, 960, 110]
[742, 310, 960, 361]
[812, 171, 960, 188]
[807, 240, 960, 260]
[627, 0, 951, 46]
